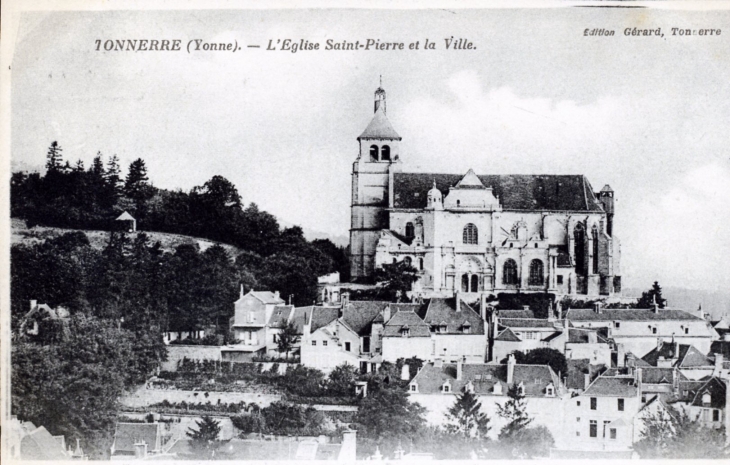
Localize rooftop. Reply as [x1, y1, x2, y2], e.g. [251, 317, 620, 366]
[566, 308, 704, 322]
[392, 172, 604, 212]
[582, 375, 638, 397]
[358, 105, 401, 140]
[422, 297, 485, 335]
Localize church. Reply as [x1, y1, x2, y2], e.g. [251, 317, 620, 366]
[349, 85, 621, 298]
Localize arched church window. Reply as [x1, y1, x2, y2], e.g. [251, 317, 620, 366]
[419, 258, 424, 270]
[592, 225, 599, 275]
[528, 259, 544, 286]
[369, 145, 378, 161]
[574, 223, 586, 276]
[470, 275, 479, 293]
[381, 145, 391, 161]
[405, 222, 415, 238]
[503, 259, 518, 285]
[463, 223, 478, 245]
[461, 274, 469, 292]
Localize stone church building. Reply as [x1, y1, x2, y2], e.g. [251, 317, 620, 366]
[350, 85, 621, 298]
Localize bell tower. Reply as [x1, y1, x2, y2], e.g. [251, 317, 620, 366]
[350, 82, 402, 281]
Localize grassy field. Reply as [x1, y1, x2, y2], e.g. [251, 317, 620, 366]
[11, 218, 243, 257]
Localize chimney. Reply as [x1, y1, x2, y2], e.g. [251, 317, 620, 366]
[456, 358, 463, 381]
[338, 430, 357, 462]
[656, 338, 663, 351]
[724, 333, 730, 343]
[434, 359, 444, 368]
[636, 368, 643, 393]
[652, 294, 659, 313]
[547, 302, 555, 322]
[523, 305, 530, 311]
[341, 292, 350, 309]
[134, 442, 147, 459]
[587, 331, 597, 344]
[401, 363, 410, 381]
[584, 372, 591, 390]
[714, 353, 724, 378]
[239, 284, 244, 298]
[593, 302, 602, 314]
[383, 305, 391, 324]
[30, 299, 37, 310]
[480, 293, 488, 320]
[617, 343, 626, 367]
[507, 353, 516, 384]
[274, 290, 280, 300]
[455, 291, 461, 312]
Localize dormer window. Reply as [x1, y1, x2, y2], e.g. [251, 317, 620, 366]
[462, 322, 472, 334]
[518, 382, 525, 396]
[401, 326, 410, 337]
[442, 382, 451, 393]
[465, 381, 475, 393]
[545, 383, 555, 397]
[493, 383, 502, 395]
[410, 383, 418, 393]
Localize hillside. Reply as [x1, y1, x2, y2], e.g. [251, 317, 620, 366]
[11, 218, 244, 257]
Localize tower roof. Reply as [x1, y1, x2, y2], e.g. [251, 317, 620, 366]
[358, 105, 401, 141]
[600, 184, 613, 192]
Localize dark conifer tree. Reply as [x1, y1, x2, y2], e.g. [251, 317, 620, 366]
[45, 141, 63, 172]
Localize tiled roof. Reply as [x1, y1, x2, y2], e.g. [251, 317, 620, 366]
[583, 375, 638, 397]
[250, 291, 285, 305]
[290, 307, 339, 335]
[566, 308, 703, 322]
[422, 298, 485, 335]
[565, 359, 606, 391]
[640, 367, 687, 384]
[342, 301, 427, 336]
[497, 309, 536, 319]
[495, 328, 521, 342]
[689, 377, 726, 409]
[20, 427, 69, 460]
[358, 106, 401, 140]
[568, 328, 609, 344]
[392, 173, 604, 211]
[383, 311, 431, 337]
[113, 423, 162, 453]
[116, 211, 135, 221]
[411, 362, 559, 397]
[267, 305, 294, 327]
[642, 343, 712, 368]
[499, 318, 558, 328]
[710, 341, 730, 358]
[167, 438, 342, 460]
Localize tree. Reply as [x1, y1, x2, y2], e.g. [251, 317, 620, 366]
[496, 385, 532, 441]
[186, 415, 222, 459]
[275, 320, 300, 358]
[445, 390, 491, 440]
[354, 387, 427, 458]
[327, 363, 358, 397]
[105, 155, 123, 199]
[373, 260, 419, 302]
[91, 152, 105, 177]
[12, 314, 134, 458]
[637, 281, 667, 309]
[45, 141, 63, 172]
[634, 405, 727, 459]
[501, 348, 568, 379]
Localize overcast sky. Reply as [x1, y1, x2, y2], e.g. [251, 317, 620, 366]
[9, 7, 730, 292]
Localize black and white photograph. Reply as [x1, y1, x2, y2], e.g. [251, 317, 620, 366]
[2, 0, 730, 461]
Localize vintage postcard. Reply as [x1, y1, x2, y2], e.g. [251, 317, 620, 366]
[2, 0, 730, 461]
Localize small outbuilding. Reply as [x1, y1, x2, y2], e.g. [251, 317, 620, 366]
[115, 211, 136, 232]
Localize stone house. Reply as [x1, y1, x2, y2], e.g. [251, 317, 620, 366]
[227, 288, 285, 352]
[408, 354, 562, 441]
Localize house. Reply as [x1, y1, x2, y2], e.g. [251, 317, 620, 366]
[115, 211, 137, 232]
[5, 417, 82, 460]
[111, 422, 169, 459]
[640, 339, 716, 380]
[566, 303, 716, 358]
[565, 327, 612, 366]
[564, 359, 607, 394]
[225, 288, 285, 357]
[18, 299, 70, 341]
[560, 370, 641, 452]
[301, 312, 361, 372]
[419, 295, 487, 363]
[674, 376, 729, 429]
[408, 354, 562, 441]
[165, 430, 356, 461]
[489, 311, 564, 363]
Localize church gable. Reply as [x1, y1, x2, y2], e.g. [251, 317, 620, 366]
[392, 172, 605, 212]
[454, 169, 485, 189]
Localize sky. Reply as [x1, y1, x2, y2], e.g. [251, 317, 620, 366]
[8, 6, 730, 292]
